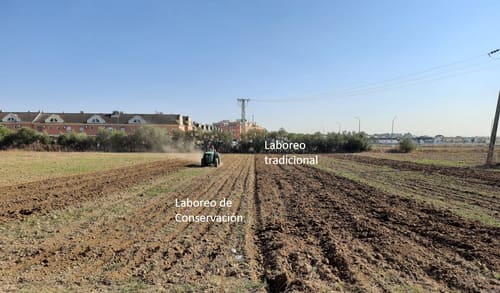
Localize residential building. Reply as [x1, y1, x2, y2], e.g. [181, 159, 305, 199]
[212, 119, 265, 140]
[0, 110, 197, 136]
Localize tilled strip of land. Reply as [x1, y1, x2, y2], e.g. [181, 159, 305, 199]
[156, 154, 263, 290]
[0, 159, 190, 223]
[0, 155, 264, 292]
[254, 156, 499, 292]
[318, 157, 500, 226]
[333, 154, 500, 187]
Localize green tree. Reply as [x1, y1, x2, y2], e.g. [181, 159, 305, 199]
[57, 132, 92, 151]
[95, 128, 112, 151]
[110, 131, 128, 152]
[241, 129, 267, 152]
[11, 127, 41, 146]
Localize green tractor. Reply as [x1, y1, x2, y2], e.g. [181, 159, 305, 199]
[201, 149, 221, 167]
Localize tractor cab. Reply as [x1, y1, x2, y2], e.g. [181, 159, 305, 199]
[201, 147, 221, 167]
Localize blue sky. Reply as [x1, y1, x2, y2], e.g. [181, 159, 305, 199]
[1, 0, 499, 136]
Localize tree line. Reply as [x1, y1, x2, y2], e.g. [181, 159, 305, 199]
[0, 125, 371, 153]
[238, 128, 371, 153]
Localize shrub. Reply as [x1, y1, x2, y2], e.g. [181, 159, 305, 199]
[236, 130, 371, 153]
[0, 125, 14, 148]
[110, 131, 128, 152]
[399, 137, 417, 153]
[343, 133, 371, 153]
[57, 132, 92, 151]
[11, 127, 42, 146]
[39, 132, 53, 145]
[325, 133, 346, 152]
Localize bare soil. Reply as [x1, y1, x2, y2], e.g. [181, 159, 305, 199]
[254, 156, 499, 292]
[1, 154, 498, 292]
[0, 159, 191, 223]
[0, 155, 263, 292]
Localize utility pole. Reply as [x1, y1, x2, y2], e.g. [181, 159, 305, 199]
[237, 98, 250, 135]
[354, 117, 360, 133]
[486, 91, 500, 166]
[391, 115, 398, 140]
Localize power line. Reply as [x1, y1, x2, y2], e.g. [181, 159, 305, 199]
[344, 64, 499, 97]
[251, 64, 496, 102]
[343, 53, 486, 92]
[251, 92, 332, 103]
[250, 48, 499, 103]
[343, 59, 492, 95]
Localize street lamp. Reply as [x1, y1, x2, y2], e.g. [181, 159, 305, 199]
[336, 122, 341, 134]
[354, 117, 360, 133]
[391, 115, 398, 140]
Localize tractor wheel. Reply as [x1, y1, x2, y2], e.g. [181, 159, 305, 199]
[214, 158, 219, 167]
[201, 158, 205, 167]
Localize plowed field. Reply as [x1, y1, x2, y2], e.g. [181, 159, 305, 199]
[1, 152, 498, 292]
[0, 159, 189, 222]
[255, 157, 499, 292]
